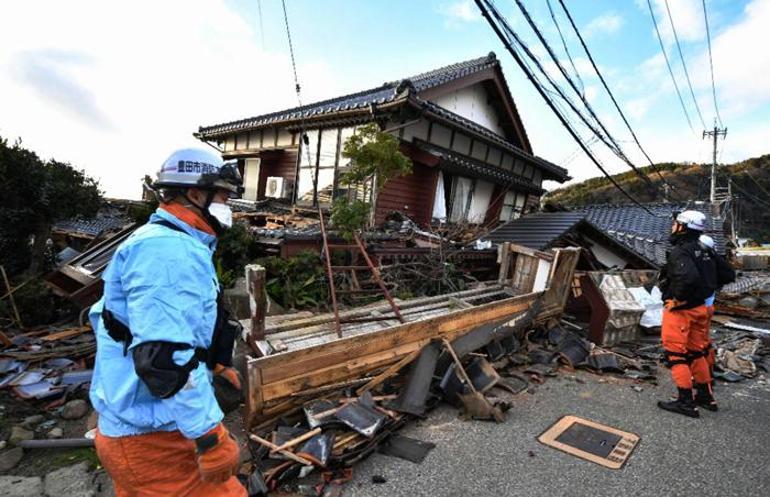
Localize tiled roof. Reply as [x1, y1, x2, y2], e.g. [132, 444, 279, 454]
[484, 211, 586, 249]
[581, 203, 725, 266]
[484, 202, 725, 268]
[197, 54, 500, 138]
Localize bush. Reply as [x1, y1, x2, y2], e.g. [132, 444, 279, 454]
[259, 251, 328, 311]
[213, 223, 260, 289]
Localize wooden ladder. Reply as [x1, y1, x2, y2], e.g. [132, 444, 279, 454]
[318, 208, 404, 338]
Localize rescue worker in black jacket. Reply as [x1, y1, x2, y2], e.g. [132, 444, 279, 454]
[657, 210, 715, 417]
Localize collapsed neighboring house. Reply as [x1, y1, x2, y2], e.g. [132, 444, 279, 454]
[485, 202, 726, 270]
[195, 53, 569, 228]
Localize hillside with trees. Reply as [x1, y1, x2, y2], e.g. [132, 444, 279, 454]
[544, 154, 770, 243]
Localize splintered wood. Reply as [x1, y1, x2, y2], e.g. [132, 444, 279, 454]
[244, 248, 580, 428]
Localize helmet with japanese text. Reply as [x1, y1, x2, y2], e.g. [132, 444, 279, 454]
[153, 147, 243, 196]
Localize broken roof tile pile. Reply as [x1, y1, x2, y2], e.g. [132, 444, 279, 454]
[53, 201, 133, 238]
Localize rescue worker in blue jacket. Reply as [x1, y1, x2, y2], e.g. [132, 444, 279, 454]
[89, 148, 247, 497]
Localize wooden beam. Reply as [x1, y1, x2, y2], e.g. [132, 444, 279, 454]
[246, 265, 267, 341]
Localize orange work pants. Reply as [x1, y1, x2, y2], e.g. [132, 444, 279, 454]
[706, 305, 715, 369]
[95, 430, 247, 497]
[661, 305, 711, 389]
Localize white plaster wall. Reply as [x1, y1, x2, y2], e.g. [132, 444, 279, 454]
[584, 235, 629, 269]
[432, 83, 506, 137]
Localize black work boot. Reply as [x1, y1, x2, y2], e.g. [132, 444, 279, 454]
[658, 388, 700, 418]
[694, 382, 718, 411]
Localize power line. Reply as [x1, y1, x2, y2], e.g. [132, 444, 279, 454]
[513, 0, 656, 191]
[645, 0, 697, 135]
[474, 0, 655, 215]
[701, 0, 724, 128]
[545, 0, 584, 97]
[557, 0, 683, 200]
[257, 0, 266, 49]
[663, 0, 706, 129]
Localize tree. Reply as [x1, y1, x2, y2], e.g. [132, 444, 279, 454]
[0, 137, 101, 276]
[331, 123, 412, 238]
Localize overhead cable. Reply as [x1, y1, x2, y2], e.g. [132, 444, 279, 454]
[557, 0, 683, 200]
[514, 0, 656, 191]
[474, 0, 655, 214]
[645, 0, 697, 135]
[545, 0, 584, 97]
[701, 0, 724, 127]
[663, 0, 706, 129]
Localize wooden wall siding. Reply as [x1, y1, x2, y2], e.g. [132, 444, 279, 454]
[374, 163, 438, 227]
[484, 185, 505, 225]
[257, 149, 299, 199]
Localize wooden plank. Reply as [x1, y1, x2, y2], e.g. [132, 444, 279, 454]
[356, 348, 421, 395]
[245, 365, 264, 426]
[40, 326, 91, 342]
[497, 242, 511, 284]
[246, 265, 267, 341]
[255, 294, 536, 384]
[262, 285, 501, 334]
[257, 300, 532, 402]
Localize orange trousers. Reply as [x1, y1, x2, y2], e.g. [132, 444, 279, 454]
[706, 305, 715, 369]
[95, 430, 247, 497]
[661, 305, 711, 389]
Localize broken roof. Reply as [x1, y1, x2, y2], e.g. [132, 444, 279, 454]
[486, 202, 725, 268]
[484, 211, 657, 268]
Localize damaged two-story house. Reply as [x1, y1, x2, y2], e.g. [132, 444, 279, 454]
[195, 53, 570, 228]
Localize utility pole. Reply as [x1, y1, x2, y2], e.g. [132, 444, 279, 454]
[703, 123, 727, 204]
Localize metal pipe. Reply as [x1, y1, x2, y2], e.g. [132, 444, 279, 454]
[19, 438, 95, 449]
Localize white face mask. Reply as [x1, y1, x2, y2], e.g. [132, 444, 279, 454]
[208, 202, 233, 229]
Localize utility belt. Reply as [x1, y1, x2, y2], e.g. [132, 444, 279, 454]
[100, 218, 241, 398]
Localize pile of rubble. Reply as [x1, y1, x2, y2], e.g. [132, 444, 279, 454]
[241, 305, 663, 495]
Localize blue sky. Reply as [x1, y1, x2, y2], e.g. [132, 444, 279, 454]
[0, 0, 767, 198]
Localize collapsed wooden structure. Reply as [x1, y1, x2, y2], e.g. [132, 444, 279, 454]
[242, 245, 580, 429]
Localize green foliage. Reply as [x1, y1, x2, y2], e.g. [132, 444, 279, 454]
[259, 251, 328, 311]
[213, 222, 260, 289]
[340, 123, 412, 189]
[12, 280, 78, 327]
[0, 136, 101, 276]
[128, 199, 159, 224]
[331, 123, 412, 235]
[330, 197, 370, 241]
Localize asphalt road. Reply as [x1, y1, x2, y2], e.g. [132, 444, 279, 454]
[345, 371, 770, 497]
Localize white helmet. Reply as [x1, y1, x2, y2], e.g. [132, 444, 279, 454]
[154, 147, 243, 196]
[675, 210, 706, 231]
[699, 234, 715, 250]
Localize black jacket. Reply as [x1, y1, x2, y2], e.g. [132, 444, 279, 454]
[660, 232, 713, 309]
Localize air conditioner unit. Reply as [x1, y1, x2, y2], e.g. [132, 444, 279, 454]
[265, 176, 287, 198]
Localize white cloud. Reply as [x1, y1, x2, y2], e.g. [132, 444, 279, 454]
[439, 0, 480, 26]
[0, 0, 339, 199]
[583, 12, 624, 38]
[689, 0, 770, 118]
[646, 0, 705, 45]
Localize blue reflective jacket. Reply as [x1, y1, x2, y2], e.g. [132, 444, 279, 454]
[89, 208, 223, 439]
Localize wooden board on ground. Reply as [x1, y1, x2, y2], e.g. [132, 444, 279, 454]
[244, 248, 580, 429]
[538, 415, 640, 469]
